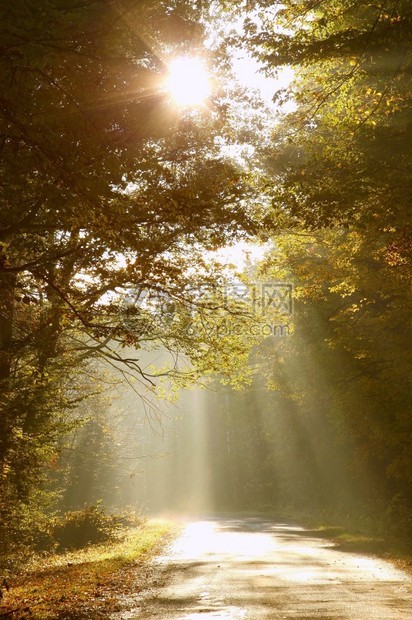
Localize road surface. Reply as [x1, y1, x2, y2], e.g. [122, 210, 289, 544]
[127, 517, 412, 619]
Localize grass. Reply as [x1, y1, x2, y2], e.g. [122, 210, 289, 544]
[0, 519, 175, 619]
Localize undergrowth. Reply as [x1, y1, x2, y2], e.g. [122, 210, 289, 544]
[0, 519, 174, 620]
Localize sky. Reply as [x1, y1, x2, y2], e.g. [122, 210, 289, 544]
[214, 240, 269, 271]
[232, 53, 294, 107]
[162, 9, 294, 271]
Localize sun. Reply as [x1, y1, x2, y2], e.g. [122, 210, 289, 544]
[165, 56, 211, 107]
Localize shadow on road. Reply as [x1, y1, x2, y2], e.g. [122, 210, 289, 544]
[117, 516, 412, 620]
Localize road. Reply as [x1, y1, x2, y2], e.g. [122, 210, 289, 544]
[128, 517, 412, 619]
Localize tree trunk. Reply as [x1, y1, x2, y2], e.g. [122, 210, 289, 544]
[0, 268, 16, 382]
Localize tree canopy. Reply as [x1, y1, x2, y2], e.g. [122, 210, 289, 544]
[0, 0, 259, 555]
[1, 0, 411, 563]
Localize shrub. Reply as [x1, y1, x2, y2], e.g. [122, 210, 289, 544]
[0, 489, 56, 569]
[52, 504, 123, 551]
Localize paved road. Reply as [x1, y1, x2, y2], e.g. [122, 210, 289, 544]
[130, 517, 412, 619]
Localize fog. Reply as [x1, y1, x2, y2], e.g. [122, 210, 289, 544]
[57, 358, 369, 523]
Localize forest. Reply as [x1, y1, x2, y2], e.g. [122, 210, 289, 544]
[0, 0, 411, 571]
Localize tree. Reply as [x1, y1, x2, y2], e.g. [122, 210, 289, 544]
[240, 1, 410, 232]
[256, 227, 412, 531]
[0, 0, 260, 557]
[228, 0, 412, 529]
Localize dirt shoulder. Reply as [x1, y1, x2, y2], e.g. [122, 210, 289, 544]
[0, 519, 178, 620]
